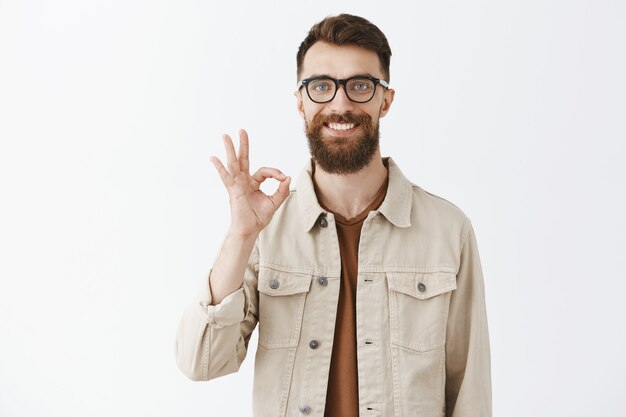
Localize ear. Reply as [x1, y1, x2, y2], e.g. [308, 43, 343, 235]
[379, 88, 395, 119]
[294, 90, 305, 119]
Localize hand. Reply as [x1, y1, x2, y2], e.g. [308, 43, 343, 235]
[209, 129, 291, 238]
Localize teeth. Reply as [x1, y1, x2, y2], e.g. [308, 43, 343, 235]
[328, 123, 355, 131]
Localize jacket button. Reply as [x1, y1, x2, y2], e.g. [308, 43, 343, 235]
[318, 276, 328, 286]
[269, 279, 280, 289]
[417, 282, 426, 292]
[309, 340, 319, 349]
[319, 217, 328, 228]
[299, 404, 311, 414]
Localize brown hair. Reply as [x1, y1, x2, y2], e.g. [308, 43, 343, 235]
[296, 14, 392, 82]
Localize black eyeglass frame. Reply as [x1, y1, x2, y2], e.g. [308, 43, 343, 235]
[296, 75, 390, 104]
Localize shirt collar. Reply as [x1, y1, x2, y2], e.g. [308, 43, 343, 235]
[296, 156, 414, 232]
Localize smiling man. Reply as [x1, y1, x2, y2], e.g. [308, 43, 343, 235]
[176, 14, 492, 417]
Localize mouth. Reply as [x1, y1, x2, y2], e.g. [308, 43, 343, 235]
[323, 122, 359, 136]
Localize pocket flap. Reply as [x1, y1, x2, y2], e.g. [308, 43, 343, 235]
[387, 271, 457, 300]
[258, 268, 312, 296]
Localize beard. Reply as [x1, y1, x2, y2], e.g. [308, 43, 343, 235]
[304, 111, 380, 175]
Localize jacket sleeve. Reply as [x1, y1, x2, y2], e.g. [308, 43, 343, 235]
[445, 219, 492, 417]
[175, 242, 259, 381]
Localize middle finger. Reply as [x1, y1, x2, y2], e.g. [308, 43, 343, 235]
[238, 129, 250, 175]
[222, 134, 240, 176]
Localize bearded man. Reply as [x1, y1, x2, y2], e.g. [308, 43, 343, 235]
[176, 13, 492, 417]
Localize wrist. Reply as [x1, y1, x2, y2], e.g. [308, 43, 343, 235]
[226, 228, 259, 243]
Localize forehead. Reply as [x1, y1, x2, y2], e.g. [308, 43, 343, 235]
[301, 41, 383, 79]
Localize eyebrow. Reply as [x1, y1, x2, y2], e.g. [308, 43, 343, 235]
[306, 73, 378, 79]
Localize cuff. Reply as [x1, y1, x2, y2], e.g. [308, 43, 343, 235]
[196, 271, 246, 329]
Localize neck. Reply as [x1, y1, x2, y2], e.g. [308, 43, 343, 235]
[313, 149, 388, 220]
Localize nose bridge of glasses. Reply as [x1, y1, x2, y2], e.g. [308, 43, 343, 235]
[334, 79, 352, 100]
[324, 80, 356, 110]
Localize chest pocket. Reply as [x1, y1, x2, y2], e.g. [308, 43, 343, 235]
[257, 268, 312, 349]
[387, 271, 457, 352]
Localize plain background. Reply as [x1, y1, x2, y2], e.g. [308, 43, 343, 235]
[1, 0, 625, 416]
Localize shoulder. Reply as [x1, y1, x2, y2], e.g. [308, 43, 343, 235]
[413, 185, 469, 220]
[410, 184, 473, 243]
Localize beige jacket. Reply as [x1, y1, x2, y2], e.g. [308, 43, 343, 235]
[175, 157, 492, 417]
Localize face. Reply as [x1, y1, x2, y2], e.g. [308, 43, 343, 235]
[295, 42, 395, 175]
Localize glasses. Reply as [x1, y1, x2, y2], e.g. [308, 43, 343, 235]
[297, 75, 389, 104]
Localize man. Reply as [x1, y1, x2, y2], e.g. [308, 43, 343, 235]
[176, 14, 492, 417]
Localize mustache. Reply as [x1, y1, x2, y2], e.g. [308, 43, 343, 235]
[312, 112, 373, 126]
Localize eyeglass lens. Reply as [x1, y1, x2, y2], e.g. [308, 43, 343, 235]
[307, 78, 376, 103]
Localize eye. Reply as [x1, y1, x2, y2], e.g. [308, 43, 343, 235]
[348, 80, 374, 93]
[314, 84, 330, 92]
[309, 79, 334, 93]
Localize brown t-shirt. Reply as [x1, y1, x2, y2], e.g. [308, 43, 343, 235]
[312, 164, 389, 417]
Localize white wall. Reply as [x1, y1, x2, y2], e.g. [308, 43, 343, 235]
[1, 0, 624, 416]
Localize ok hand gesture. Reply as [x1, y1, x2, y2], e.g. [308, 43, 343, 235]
[209, 129, 291, 238]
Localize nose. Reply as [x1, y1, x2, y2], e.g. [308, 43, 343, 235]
[327, 84, 356, 113]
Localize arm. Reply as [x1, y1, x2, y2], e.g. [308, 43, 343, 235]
[174, 129, 290, 381]
[174, 239, 260, 381]
[445, 219, 492, 417]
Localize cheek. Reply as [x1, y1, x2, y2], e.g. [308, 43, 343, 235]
[303, 103, 325, 122]
[361, 105, 381, 122]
